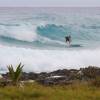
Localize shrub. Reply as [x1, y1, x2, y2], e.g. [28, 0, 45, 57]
[7, 63, 24, 85]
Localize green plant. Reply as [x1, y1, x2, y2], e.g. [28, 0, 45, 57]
[7, 63, 24, 85]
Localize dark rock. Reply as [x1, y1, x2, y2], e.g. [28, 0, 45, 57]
[37, 75, 71, 85]
[21, 72, 38, 80]
[1, 66, 100, 85]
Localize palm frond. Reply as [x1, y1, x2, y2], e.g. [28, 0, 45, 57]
[7, 63, 24, 85]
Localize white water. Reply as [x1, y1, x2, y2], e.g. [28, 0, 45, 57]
[0, 44, 100, 72]
[0, 23, 38, 42]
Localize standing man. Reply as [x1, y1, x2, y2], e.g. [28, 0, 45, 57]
[65, 35, 71, 46]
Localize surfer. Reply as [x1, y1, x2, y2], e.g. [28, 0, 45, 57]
[65, 35, 71, 46]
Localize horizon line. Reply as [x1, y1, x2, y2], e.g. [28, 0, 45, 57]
[0, 6, 100, 8]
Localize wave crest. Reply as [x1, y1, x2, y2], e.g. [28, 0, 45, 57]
[0, 23, 37, 42]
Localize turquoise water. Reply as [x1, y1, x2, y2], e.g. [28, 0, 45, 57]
[0, 7, 100, 72]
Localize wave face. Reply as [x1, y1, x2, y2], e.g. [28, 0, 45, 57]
[0, 7, 100, 72]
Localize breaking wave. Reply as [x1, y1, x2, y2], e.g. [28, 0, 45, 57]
[0, 22, 100, 48]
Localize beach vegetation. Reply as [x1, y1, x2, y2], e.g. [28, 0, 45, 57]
[0, 82, 100, 100]
[7, 63, 24, 85]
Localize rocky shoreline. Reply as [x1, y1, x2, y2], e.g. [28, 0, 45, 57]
[1, 66, 100, 85]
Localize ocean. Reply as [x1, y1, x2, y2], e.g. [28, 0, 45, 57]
[0, 7, 100, 73]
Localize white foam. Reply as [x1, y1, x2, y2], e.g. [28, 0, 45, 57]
[0, 45, 100, 72]
[37, 35, 66, 45]
[0, 23, 37, 42]
[0, 22, 66, 45]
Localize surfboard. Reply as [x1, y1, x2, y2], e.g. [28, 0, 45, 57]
[69, 44, 82, 47]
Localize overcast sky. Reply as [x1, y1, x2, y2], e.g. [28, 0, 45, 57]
[0, 0, 100, 7]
